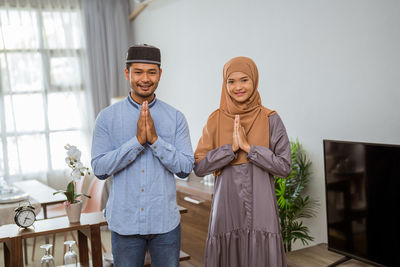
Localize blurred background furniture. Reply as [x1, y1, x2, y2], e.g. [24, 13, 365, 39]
[12, 179, 66, 264]
[31, 175, 107, 262]
[0, 212, 107, 267]
[176, 173, 213, 267]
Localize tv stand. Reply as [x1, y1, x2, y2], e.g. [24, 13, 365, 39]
[286, 243, 374, 267]
[327, 256, 351, 266]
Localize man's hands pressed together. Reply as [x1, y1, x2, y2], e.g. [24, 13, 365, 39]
[137, 101, 158, 145]
[232, 115, 251, 153]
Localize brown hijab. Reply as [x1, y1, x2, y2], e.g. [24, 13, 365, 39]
[194, 56, 276, 165]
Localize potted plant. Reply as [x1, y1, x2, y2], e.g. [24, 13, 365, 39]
[274, 139, 318, 252]
[53, 144, 91, 223]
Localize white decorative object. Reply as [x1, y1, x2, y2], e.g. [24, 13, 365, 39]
[65, 201, 82, 223]
[53, 144, 91, 223]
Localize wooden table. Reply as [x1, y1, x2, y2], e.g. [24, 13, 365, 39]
[0, 206, 189, 267]
[13, 180, 66, 219]
[0, 212, 107, 267]
[13, 179, 67, 263]
[0, 200, 41, 226]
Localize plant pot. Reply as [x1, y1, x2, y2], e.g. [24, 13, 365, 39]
[65, 201, 82, 223]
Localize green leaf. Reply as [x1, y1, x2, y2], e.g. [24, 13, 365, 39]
[274, 139, 319, 252]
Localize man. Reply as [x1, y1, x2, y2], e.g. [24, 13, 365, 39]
[91, 44, 194, 267]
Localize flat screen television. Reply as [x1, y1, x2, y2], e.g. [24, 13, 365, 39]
[323, 139, 400, 267]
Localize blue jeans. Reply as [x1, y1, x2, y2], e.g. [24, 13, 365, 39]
[111, 224, 181, 267]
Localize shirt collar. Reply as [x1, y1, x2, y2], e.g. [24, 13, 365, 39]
[127, 94, 157, 109]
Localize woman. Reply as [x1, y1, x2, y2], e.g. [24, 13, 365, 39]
[194, 56, 291, 267]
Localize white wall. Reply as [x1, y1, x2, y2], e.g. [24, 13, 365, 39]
[130, 0, 400, 249]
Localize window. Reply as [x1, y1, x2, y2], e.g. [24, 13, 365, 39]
[0, 2, 92, 182]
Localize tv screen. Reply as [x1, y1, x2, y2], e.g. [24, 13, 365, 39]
[323, 140, 400, 267]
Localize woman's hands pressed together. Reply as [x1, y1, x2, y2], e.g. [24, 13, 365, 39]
[232, 115, 251, 153]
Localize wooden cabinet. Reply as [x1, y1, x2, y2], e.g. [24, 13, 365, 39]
[176, 175, 213, 267]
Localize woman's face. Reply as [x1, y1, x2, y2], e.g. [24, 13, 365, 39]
[226, 71, 254, 103]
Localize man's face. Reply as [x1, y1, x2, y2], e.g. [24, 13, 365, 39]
[125, 63, 162, 100]
[226, 71, 254, 103]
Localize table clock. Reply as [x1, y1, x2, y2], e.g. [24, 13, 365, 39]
[14, 201, 36, 228]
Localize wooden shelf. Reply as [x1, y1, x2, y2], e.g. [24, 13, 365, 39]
[176, 174, 213, 201]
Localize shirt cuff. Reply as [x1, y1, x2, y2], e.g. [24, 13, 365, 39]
[149, 136, 172, 157]
[126, 136, 145, 158]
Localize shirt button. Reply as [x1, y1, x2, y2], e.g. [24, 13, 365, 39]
[154, 146, 157, 149]
[141, 188, 144, 192]
[160, 156, 164, 160]
[141, 151, 144, 155]
[141, 170, 144, 173]
[141, 208, 144, 211]
[128, 160, 131, 162]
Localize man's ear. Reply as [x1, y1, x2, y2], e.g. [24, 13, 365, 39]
[124, 68, 130, 81]
[159, 68, 162, 79]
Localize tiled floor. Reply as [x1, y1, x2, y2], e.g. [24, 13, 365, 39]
[0, 227, 112, 267]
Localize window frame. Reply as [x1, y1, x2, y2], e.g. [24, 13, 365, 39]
[0, 6, 88, 180]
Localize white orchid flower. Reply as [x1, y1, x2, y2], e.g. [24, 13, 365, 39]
[75, 162, 83, 169]
[71, 168, 82, 182]
[65, 145, 89, 179]
[66, 146, 81, 162]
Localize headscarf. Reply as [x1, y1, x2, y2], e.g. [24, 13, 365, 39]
[194, 56, 276, 166]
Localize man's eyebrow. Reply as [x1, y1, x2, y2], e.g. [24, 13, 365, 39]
[133, 68, 157, 72]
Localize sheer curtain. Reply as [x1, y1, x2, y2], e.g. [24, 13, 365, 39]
[82, 0, 131, 117]
[0, 0, 94, 184]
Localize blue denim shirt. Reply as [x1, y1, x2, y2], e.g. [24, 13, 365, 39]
[91, 96, 194, 235]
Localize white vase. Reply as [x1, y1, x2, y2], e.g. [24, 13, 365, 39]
[65, 201, 82, 223]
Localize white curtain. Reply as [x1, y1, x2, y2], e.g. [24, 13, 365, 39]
[0, 0, 94, 184]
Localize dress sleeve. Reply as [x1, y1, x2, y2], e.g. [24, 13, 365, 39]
[193, 144, 237, 177]
[246, 114, 292, 177]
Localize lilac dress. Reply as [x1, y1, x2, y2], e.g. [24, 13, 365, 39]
[194, 114, 291, 267]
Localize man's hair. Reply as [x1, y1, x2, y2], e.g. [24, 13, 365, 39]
[126, 62, 161, 70]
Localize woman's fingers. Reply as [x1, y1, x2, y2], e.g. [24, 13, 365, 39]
[232, 115, 239, 152]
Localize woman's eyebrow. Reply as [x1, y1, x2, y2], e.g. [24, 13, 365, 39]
[227, 75, 249, 81]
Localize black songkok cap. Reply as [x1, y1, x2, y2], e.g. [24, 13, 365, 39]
[126, 44, 161, 65]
